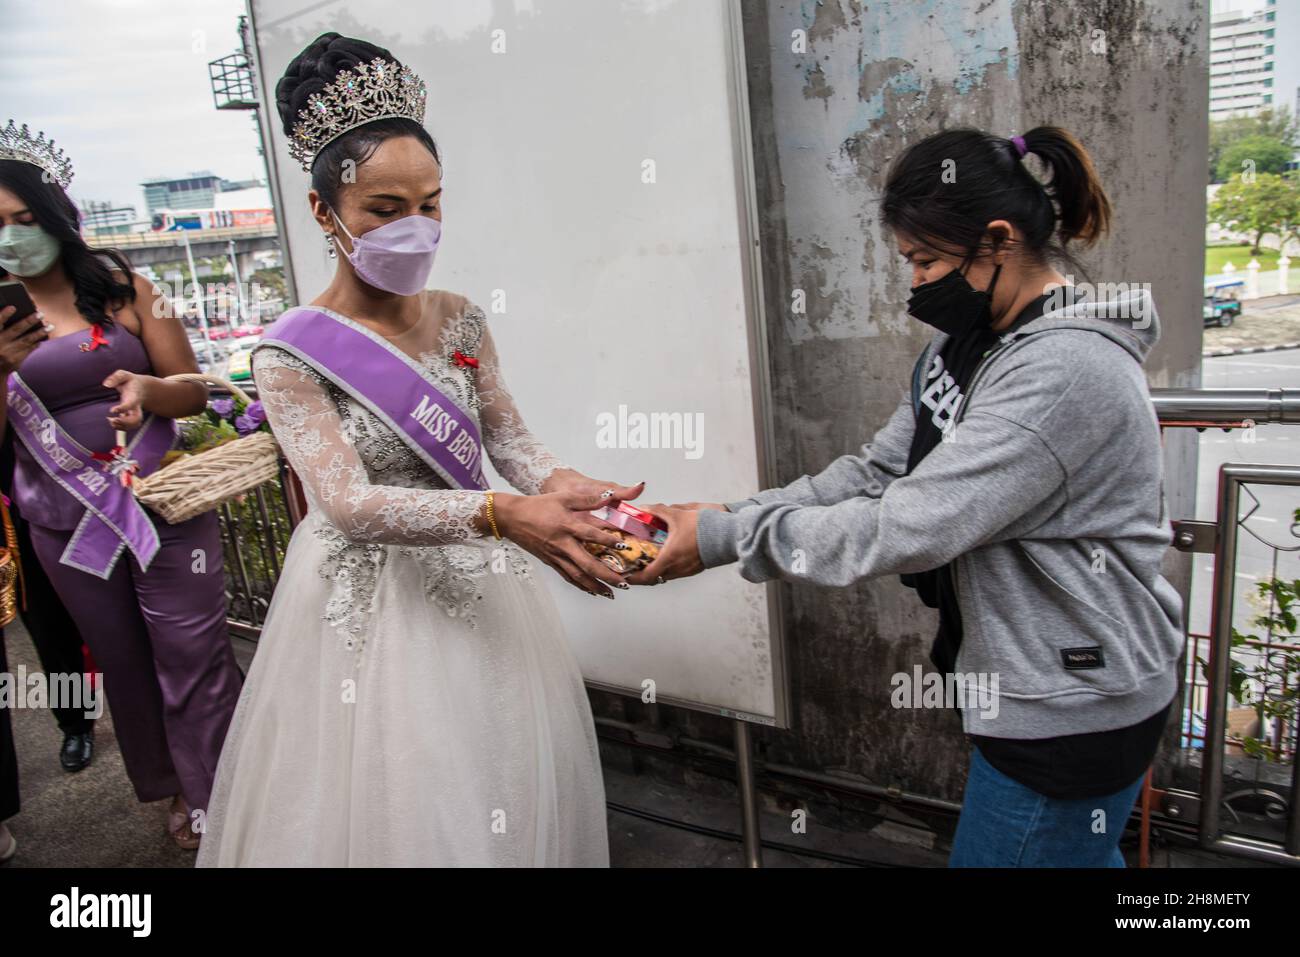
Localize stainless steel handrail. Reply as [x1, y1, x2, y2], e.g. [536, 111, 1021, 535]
[1152, 388, 1300, 425]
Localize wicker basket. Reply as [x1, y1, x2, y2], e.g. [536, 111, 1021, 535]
[130, 372, 282, 525]
[0, 496, 21, 628]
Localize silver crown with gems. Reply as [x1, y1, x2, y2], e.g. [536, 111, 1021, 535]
[289, 57, 428, 173]
[0, 120, 74, 189]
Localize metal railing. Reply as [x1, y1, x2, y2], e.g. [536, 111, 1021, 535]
[195, 376, 297, 640]
[218, 461, 297, 641]
[1153, 387, 1300, 427]
[86, 225, 277, 250]
[1154, 387, 1300, 866]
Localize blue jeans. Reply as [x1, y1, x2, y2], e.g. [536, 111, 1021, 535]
[949, 745, 1145, 867]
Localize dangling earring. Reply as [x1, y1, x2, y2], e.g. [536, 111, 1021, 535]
[325, 234, 337, 260]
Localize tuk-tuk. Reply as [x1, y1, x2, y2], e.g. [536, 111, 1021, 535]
[1204, 279, 1244, 328]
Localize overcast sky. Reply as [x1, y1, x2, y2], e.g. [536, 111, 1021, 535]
[1, 0, 264, 215]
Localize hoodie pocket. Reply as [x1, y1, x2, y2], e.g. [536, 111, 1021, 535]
[963, 545, 1143, 699]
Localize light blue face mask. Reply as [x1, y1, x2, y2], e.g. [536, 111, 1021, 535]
[0, 223, 61, 277]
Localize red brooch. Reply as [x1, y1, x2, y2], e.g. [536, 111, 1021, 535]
[90, 444, 139, 487]
[452, 350, 479, 369]
[79, 323, 109, 352]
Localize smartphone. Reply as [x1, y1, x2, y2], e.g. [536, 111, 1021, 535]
[0, 281, 38, 329]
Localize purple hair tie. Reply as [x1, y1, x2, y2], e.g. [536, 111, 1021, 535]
[1010, 135, 1028, 158]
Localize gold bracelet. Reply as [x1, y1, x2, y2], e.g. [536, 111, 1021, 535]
[485, 491, 502, 540]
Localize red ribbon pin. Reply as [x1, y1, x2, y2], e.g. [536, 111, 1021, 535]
[90, 445, 139, 487]
[452, 351, 479, 369]
[80, 323, 109, 352]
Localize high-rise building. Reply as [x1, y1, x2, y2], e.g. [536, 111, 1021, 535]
[1210, 0, 1299, 121]
[140, 172, 223, 215]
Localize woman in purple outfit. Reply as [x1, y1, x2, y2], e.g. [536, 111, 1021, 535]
[0, 120, 242, 851]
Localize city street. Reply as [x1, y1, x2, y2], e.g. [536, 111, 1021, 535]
[1204, 293, 1300, 353]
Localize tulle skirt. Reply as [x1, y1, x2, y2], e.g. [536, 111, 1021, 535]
[196, 511, 609, 867]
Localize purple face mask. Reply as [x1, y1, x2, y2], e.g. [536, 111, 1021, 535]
[331, 210, 441, 296]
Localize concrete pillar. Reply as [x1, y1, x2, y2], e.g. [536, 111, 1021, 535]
[236, 252, 259, 287]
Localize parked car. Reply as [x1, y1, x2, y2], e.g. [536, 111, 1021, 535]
[1204, 279, 1244, 328]
[224, 337, 261, 382]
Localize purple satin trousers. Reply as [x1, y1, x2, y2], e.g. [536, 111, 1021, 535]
[26, 509, 242, 816]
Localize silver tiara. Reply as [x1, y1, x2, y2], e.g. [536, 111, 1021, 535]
[0, 120, 74, 189]
[289, 57, 428, 173]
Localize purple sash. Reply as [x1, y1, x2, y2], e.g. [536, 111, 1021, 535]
[254, 307, 487, 491]
[7, 373, 177, 578]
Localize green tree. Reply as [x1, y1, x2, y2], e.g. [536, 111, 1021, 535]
[1217, 135, 1296, 183]
[1209, 173, 1300, 254]
[250, 266, 287, 304]
[1210, 107, 1299, 183]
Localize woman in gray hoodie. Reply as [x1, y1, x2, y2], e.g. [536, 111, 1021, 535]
[628, 126, 1184, 868]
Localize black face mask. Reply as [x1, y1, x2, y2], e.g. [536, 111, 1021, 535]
[906, 262, 1003, 338]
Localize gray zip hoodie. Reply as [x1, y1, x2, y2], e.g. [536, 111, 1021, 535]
[696, 288, 1183, 739]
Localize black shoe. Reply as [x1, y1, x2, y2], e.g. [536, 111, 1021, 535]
[60, 731, 93, 772]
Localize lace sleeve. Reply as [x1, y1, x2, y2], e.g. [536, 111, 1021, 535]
[473, 311, 571, 496]
[253, 347, 488, 546]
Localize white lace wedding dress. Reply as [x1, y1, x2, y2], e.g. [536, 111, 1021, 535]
[195, 292, 609, 867]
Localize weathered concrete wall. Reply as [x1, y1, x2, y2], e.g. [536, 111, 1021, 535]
[595, 0, 1208, 805]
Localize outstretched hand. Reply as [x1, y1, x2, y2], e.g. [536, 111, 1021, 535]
[495, 488, 634, 599]
[624, 503, 705, 586]
[104, 369, 148, 431]
[544, 470, 645, 506]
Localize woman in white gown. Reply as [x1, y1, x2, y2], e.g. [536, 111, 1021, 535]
[196, 33, 635, 867]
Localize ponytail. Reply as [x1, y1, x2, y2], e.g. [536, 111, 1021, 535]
[1019, 126, 1111, 247]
